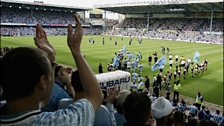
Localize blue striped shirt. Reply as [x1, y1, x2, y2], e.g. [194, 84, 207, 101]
[0, 99, 94, 126]
[210, 113, 222, 125]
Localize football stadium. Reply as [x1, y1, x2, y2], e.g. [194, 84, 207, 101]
[0, 0, 223, 125]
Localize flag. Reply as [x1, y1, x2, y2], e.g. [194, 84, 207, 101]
[193, 51, 200, 63]
[151, 55, 166, 71]
[113, 55, 119, 67]
[122, 45, 126, 55]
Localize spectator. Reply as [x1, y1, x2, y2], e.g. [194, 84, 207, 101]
[0, 14, 102, 125]
[178, 98, 186, 112]
[151, 97, 174, 126]
[198, 106, 207, 120]
[173, 110, 185, 126]
[114, 90, 131, 126]
[124, 92, 156, 126]
[210, 110, 222, 125]
[188, 103, 198, 117]
[187, 117, 199, 126]
[41, 78, 72, 112]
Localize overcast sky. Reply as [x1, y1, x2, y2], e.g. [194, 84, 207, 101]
[15, 0, 140, 8]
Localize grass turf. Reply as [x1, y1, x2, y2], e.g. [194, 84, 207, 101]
[1, 35, 223, 106]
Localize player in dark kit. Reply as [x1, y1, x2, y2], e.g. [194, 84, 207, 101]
[148, 55, 152, 66]
[115, 40, 117, 46]
[129, 40, 132, 45]
[102, 37, 105, 45]
[145, 76, 150, 90]
[154, 55, 158, 64]
[204, 59, 208, 70]
[98, 63, 103, 74]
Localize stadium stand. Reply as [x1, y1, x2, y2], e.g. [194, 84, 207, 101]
[98, 0, 223, 44]
[109, 18, 223, 43]
[1, 1, 223, 43]
[0, 1, 104, 36]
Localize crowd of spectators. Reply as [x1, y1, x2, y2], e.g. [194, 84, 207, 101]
[118, 18, 223, 32]
[0, 26, 103, 36]
[1, 7, 102, 36]
[105, 19, 119, 27]
[1, 7, 223, 44]
[111, 18, 223, 43]
[117, 18, 147, 29]
[1, 7, 74, 24]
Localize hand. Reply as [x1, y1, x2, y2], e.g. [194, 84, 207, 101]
[106, 88, 118, 104]
[58, 67, 71, 85]
[34, 24, 56, 63]
[145, 117, 157, 126]
[67, 14, 83, 52]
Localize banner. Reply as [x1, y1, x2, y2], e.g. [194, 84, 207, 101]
[151, 55, 166, 71]
[193, 51, 200, 63]
[95, 70, 131, 91]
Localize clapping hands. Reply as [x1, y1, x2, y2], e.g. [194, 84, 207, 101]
[34, 24, 56, 63]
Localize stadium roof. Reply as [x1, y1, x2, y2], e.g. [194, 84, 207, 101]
[1, 0, 90, 11]
[95, 0, 224, 14]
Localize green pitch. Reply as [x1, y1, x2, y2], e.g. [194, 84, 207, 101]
[1, 35, 223, 106]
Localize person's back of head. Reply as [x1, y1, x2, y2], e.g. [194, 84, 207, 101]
[173, 110, 185, 126]
[216, 110, 220, 115]
[201, 106, 205, 110]
[188, 117, 199, 126]
[124, 92, 151, 126]
[0, 47, 52, 101]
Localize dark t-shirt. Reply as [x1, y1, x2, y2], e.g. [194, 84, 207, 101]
[148, 56, 152, 62]
[145, 78, 150, 88]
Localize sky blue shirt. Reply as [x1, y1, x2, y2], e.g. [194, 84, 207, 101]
[41, 83, 71, 112]
[94, 105, 114, 126]
[0, 99, 94, 126]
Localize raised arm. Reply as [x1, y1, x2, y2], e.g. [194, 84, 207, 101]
[34, 24, 56, 64]
[67, 14, 102, 111]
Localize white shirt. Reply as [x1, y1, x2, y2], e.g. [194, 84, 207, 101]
[127, 61, 131, 68]
[169, 60, 173, 64]
[181, 60, 185, 65]
[187, 58, 191, 63]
